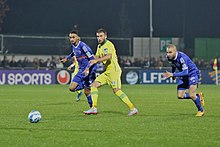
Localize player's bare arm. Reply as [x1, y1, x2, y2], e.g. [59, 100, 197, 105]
[60, 58, 67, 63]
[163, 71, 174, 79]
[89, 55, 99, 65]
[82, 68, 90, 76]
[67, 56, 77, 71]
[90, 53, 112, 66]
[67, 62, 75, 71]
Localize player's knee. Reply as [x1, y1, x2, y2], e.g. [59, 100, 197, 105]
[177, 93, 184, 99]
[84, 89, 90, 96]
[189, 93, 196, 99]
[69, 87, 75, 92]
[91, 82, 100, 88]
[177, 94, 184, 99]
[113, 88, 120, 94]
[177, 96, 184, 99]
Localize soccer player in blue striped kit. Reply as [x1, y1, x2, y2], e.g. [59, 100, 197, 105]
[163, 44, 205, 117]
[61, 31, 96, 109]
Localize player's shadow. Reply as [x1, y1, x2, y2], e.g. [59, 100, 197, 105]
[39, 102, 71, 106]
[74, 110, 125, 116]
[102, 110, 125, 115]
[135, 113, 190, 117]
[0, 127, 106, 133]
[73, 110, 126, 117]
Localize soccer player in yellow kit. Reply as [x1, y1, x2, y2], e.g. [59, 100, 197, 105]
[83, 28, 138, 116]
[67, 56, 82, 102]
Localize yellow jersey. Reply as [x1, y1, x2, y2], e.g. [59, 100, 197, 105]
[96, 40, 121, 73]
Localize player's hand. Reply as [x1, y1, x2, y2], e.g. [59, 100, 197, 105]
[172, 76, 176, 80]
[83, 68, 90, 76]
[89, 60, 97, 66]
[60, 58, 67, 63]
[67, 66, 72, 71]
[163, 71, 173, 79]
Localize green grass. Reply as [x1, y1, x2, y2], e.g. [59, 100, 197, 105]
[0, 84, 219, 147]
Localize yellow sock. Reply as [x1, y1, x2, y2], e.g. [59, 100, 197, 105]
[76, 90, 82, 94]
[115, 90, 135, 110]
[91, 87, 98, 108]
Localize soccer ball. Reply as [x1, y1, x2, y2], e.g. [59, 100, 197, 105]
[28, 110, 42, 123]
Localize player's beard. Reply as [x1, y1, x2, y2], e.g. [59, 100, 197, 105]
[99, 39, 105, 45]
[98, 39, 102, 44]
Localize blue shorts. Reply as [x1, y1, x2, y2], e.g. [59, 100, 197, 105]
[72, 70, 96, 90]
[177, 73, 200, 90]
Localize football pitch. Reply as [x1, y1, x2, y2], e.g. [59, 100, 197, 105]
[0, 84, 219, 146]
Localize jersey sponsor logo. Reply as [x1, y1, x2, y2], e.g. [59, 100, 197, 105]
[86, 51, 92, 58]
[182, 63, 188, 70]
[180, 57, 185, 64]
[77, 50, 81, 55]
[111, 81, 116, 85]
[82, 46, 88, 51]
[57, 70, 70, 85]
[180, 59, 188, 70]
[104, 48, 108, 54]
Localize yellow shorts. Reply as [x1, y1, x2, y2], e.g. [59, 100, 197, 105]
[95, 71, 121, 89]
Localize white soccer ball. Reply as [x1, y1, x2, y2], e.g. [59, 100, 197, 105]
[28, 110, 42, 123]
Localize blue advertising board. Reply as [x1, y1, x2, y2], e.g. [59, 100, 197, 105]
[140, 70, 176, 84]
[0, 70, 56, 85]
[122, 69, 219, 85]
[0, 69, 219, 85]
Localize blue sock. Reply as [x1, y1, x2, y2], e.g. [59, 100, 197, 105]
[193, 95, 203, 112]
[184, 92, 191, 99]
[86, 95, 92, 108]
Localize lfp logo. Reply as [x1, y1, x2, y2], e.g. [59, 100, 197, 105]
[57, 70, 70, 85]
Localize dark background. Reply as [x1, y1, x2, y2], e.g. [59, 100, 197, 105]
[1, 0, 220, 49]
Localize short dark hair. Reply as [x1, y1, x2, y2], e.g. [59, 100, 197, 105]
[96, 28, 107, 34]
[69, 30, 79, 35]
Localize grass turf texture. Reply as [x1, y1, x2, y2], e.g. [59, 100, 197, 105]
[0, 84, 219, 146]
